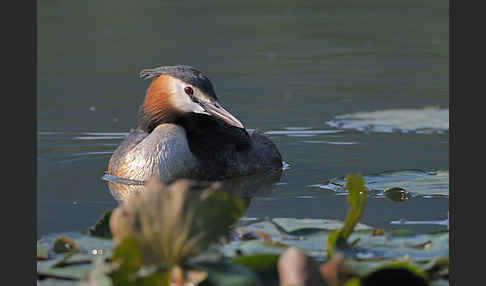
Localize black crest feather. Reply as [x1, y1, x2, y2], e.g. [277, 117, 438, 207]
[139, 65, 217, 99]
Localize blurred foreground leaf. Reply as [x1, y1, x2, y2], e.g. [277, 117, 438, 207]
[110, 179, 246, 267]
[111, 237, 144, 284]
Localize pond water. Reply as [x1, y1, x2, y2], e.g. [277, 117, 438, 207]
[37, 0, 448, 238]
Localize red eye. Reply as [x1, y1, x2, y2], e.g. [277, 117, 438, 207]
[184, 86, 193, 95]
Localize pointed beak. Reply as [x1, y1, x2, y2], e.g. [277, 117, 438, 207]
[199, 100, 245, 129]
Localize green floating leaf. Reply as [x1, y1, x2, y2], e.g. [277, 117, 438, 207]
[88, 210, 113, 239]
[222, 239, 288, 259]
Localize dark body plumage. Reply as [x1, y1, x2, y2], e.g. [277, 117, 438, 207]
[107, 65, 283, 183]
[108, 114, 282, 182]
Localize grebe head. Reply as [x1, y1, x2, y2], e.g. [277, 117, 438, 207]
[138, 65, 244, 132]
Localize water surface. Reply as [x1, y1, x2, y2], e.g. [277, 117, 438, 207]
[37, 0, 448, 237]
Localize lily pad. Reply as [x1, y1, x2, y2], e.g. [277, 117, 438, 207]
[38, 261, 94, 280]
[272, 218, 372, 233]
[312, 169, 449, 198]
[326, 107, 448, 134]
[225, 219, 448, 263]
[37, 232, 116, 283]
[37, 221, 449, 285]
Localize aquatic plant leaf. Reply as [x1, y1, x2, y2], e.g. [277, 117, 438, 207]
[222, 240, 288, 258]
[110, 179, 246, 267]
[342, 173, 367, 239]
[110, 237, 178, 286]
[38, 263, 94, 280]
[233, 254, 280, 286]
[348, 231, 449, 263]
[88, 210, 113, 239]
[327, 173, 367, 258]
[111, 237, 144, 285]
[316, 169, 449, 199]
[74, 235, 116, 257]
[195, 259, 263, 286]
[36, 218, 449, 285]
[226, 218, 448, 269]
[272, 218, 372, 234]
[38, 232, 86, 248]
[38, 232, 115, 261]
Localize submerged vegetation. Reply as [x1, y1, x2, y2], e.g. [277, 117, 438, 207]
[37, 173, 449, 285]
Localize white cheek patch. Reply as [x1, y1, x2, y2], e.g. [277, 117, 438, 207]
[169, 78, 207, 114]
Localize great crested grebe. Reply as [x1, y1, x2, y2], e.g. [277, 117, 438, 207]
[107, 65, 282, 184]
